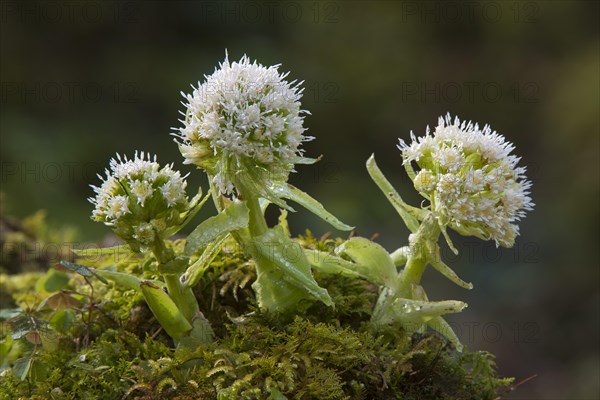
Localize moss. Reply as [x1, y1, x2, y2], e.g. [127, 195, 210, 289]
[0, 206, 76, 276]
[1, 314, 511, 399]
[0, 213, 513, 399]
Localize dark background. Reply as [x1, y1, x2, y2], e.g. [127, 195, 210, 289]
[1, 1, 598, 398]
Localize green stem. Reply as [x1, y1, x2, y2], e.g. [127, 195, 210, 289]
[371, 214, 440, 327]
[242, 190, 268, 237]
[236, 186, 304, 314]
[151, 238, 199, 322]
[395, 213, 440, 297]
[239, 190, 273, 287]
[390, 246, 409, 266]
[151, 235, 175, 264]
[395, 252, 428, 298]
[163, 274, 198, 322]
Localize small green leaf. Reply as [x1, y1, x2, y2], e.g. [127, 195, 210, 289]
[35, 268, 70, 293]
[37, 291, 81, 311]
[50, 309, 75, 333]
[72, 244, 130, 257]
[366, 155, 423, 233]
[234, 159, 290, 210]
[139, 281, 192, 340]
[59, 261, 108, 284]
[390, 246, 410, 267]
[12, 357, 32, 381]
[304, 249, 363, 279]
[438, 221, 459, 255]
[9, 316, 47, 341]
[177, 312, 215, 348]
[403, 160, 417, 182]
[94, 268, 164, 293]
[278, 208, 290, 237]
[427, 243, 473, 290]
[11, 327, 30, 341]
[182, 234, 229, 288]
[165, 189, 211, 237]
[30, 358, 47, 381]
[157, 256, 188, 275]
[390, 298, 467, 328]
[335, 237, 397, 288]
[428, 316, 464, 352]
[0, 309, 22, 320]
[290, 155, 319, 165]
[184, 200, 249, 256]
[271, 183, 353, 231]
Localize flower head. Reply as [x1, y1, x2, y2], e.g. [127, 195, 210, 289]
[90, 152, 191, 249]
[399, 114, 534, 247]
[174, 53, 312, 197]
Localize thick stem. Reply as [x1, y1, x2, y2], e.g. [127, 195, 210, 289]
[163, 274, 198, 322]
[396, 253, 428, 298]
[371, 214, 440, 328]
[390, 246, 410, 267]
[372, 254, 428, 325]
[239, 191, 273, 294]
[395, 213, 440, 297]
[151, 238, 199, 322]
[241, 190, 268, 237]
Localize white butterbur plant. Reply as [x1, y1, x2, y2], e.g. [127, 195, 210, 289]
[84, 152, 211, 346]
[372, 115, 532, 349]
[175, 53, 353, 314]
[306, 115, 533, 351]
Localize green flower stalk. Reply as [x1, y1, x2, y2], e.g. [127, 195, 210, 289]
[369, 115, 533, 349]
[175, 54, 352, 314]
[90, 152, 207, 342]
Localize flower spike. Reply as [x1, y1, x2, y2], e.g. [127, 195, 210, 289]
[174, 53, 313, 199]
[398, 114, 534, 247]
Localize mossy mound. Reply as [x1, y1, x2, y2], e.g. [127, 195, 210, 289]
[0, 213, 513, 399]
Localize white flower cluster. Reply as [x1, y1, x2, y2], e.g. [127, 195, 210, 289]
[175, 53, 311, 195]
[90, 152, 189, 246]
[399, 114, 533, 247]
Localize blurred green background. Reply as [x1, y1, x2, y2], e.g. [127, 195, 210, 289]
[1, 1, 598, 397]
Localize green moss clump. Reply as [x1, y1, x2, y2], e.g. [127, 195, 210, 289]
[0, 214, 513, 399]
[0, 315, 511, 399]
